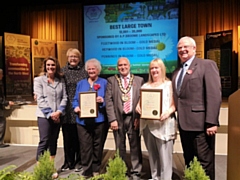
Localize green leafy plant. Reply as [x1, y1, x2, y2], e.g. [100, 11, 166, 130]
[32, 150, 56, 180]
[0, 165, 16, 180]
[91, 149, 128, 180]
[183, 156, 210, 180]
[14, 171, 33, 180]
[0, 150, 127, 180]
[58, 173, 84, 180]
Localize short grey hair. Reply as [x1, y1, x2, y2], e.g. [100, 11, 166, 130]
[85, 58, 102, 75]
[177, 36, 196, 47]
[117, 57, 130, 65]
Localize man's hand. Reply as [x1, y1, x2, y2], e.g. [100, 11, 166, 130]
[110, 120, 118, 131]
[134, 118, 139, 130]
[206, 125, 218, 136]
[135, 103, 141, 114]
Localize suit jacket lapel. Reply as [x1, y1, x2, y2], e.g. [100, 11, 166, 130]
[180, 58, 198, 93]
[172, 68, 180, 93]
[43, 75, 60, 89]
[132, 75, 138, 104]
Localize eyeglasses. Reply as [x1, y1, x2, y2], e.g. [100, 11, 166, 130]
[68, 56, 79, 58]
[177, 45, 193, 50]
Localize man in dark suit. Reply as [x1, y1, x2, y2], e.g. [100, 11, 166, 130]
[105, 57, 144, 180]
[0, 69, 14, 148]
[172, 36, 222, 180]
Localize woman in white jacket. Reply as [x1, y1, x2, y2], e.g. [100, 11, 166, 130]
[136, 58, 176, 180]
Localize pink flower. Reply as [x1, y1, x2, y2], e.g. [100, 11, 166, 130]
[93, 83, 101, 91]
[187, 69, 193, 75]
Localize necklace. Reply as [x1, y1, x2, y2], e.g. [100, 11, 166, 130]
[115, 74, 134, 101]
[88, 77, 98, 91]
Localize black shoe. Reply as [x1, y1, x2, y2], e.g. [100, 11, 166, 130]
[75, 166, 83, 172]
[61, 164, 70, 172]
[0, 144, 10, 148]
[131, 173, 141, 180]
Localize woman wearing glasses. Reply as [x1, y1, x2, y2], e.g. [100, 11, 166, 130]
[61, 48, 88, 172]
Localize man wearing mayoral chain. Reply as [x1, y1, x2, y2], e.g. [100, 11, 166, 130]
[105, 57, 144, 180]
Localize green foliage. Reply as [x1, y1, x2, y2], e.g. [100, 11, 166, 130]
[14, 172, 33, 180]
[183, 156, 210, 180]
[32, 150, 56, 180]
[58, 173, 84, 180]
[94, 150, 127, 180]
[0, 165, 16, 180]
[0, 150, 127, 180]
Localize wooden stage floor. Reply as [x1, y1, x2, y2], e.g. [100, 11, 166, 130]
[0, 145, 227, 180]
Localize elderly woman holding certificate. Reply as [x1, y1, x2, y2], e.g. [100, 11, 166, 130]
[72, 58, 108, 178]
[136, 58, 176, 180]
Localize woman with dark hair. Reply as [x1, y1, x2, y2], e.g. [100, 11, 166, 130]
[34, 56, 67, 171]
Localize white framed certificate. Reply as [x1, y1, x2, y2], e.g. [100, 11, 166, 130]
[79, 92, 97, 118]
[140, 89, 162, 120]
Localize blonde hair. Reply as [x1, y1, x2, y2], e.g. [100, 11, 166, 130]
[147, 58, 168, 83]
[66, 48, 82, 60]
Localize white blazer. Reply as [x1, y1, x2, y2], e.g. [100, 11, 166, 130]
[34, 75, 68, 118]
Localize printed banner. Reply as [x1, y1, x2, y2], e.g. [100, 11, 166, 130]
[57, 41, 78, 67]
[205, 30, 233, 97]
[192, 36, 204, 59]
[83, 1, 179, 74]
[0, 36, 2, 68]
[4, 32, 31, 97]
[31, 39, 56, 78]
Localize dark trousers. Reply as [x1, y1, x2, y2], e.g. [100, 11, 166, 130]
[36, 117, 61, 161]
[77, 122, 105, 176]
[179, 127, 215, 180]
[0, 116, 6, 144]
[62, 123, 80, 169]
[113, 114, 142, 175]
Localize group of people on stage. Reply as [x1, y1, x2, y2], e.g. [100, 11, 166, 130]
[33, 36, 222, 180]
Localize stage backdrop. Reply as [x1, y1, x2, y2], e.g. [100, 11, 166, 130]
[205, 30, 233, 97]
[4, 32, 31, 97]
[31, 39, 56, 78]
[0, 36, 2, 68]
[192, 35, 204, 59]
[238, 26, 240, 89]
[57, 41, 78, 67]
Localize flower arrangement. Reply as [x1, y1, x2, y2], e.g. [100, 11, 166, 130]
[187, 69, 193, 75]
[93, 83, 101, 91]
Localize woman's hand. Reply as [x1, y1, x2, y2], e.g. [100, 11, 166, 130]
[160, 110, 170, 121]
[96, 96, 104, 103]
[51, 111, 61, 123]
[8, 101, 14, 106]
[74, 106, 80, 113]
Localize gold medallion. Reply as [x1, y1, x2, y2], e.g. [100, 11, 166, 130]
[115, 74, 134, 94]
[152, 110, 158, 116]
[122, 94, 129, 102]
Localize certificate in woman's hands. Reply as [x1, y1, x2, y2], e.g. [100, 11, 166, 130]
[79, 92, 97, 118]
[140, 89, 162, 120]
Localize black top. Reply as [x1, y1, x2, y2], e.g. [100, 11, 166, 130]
[61, 63, 88, 124]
